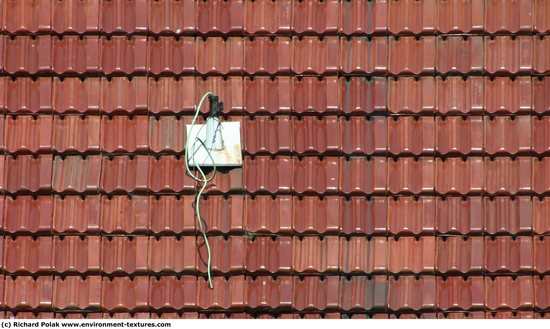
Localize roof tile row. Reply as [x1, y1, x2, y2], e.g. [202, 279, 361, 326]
[1, 35, 549, 76]
[3, 0, 550, 36]
[1, 275, 550, 312]
[1, 76, 548, 115]
[2, 195, 550, 236]
[2, 235, 549, 275]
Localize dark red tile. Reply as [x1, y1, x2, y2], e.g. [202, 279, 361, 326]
[292, 276, 339, 311]
[535, 36, 550, 75]
[292, 236, 339, 274]
[149, 276, 197, 310]
[100, 195, 149, 234]
[340, 197, 387, 235]
[2, 0, 51, 34]
[533, 158, 550, 195]
[202, 167, 243, 195]
[485, 77, 532, 114]
[53, 276, 101, 310]
[53, 116, 100, 154]
[535, 277, 550, 309]
[436, 237, 484, 274]
[245, 276, 293, 309]
[149, 116, 190, 153]
[437, 0, 484, 34]
[244, 37, 291, 75]
[534, 77, 550, 115]
[293, 157, 338, 195]
[484, 196, 532, 235]
[243, 195, 292, 234]
[535, 198, 550, 235]
[148, 77, 196, 115]
[101, 154, 150, 195]
[389, 37, 436, 75]
[340, 276, 387, 311]
[52, 36, 100, 75]
[388, 276, 436, 311]
[388, 77, 436, 115]
[435, 157, 484, 195]
[101, 77, 148, 114]
[197, 236, 246, 275]
[4, 236, 52, 274]
[100, 116, 148, 153]
[148, 237, 196, 273]
[52, 155, 101, 194]
[340, 116, 387, 156]
[52, 78, 101, 114]
[485, 276, 534, 311]
[196, 37, 243, 75]
[339, 77, 387, 115]
[149, 195, 195, 234]
[292, 0, 339, 35]
[484, 157, 532, 195]
[340, 0, 388, 35]
[244, 0, 291, 35]
[485, 0, 534, 34]
[53, 236, 100, 274]
[244, 156, 292, 194]
[199, 195, 243, 234]
[99, 0, 148, 34]
[4, 276, 53, 310]
[292, 77, 339, 114]
[99, 36, 148, 75]
[533, 116, 550, 155]
[437, 277, 484, 311]
[436, 36, 483, 75]
[243, 116, 291, 155]
[101, 277, 149, 312]
[148, 156, 195, 193]
[340, 237, 388, 274]
[52, 0, 100, 34]
[485, 36, 533, 75]
[388, 197, 435, 235]
[485, 116, 531, 155]
[5, 115, 52, 154]
[388, 116, 435, 156]
[535, 0, 550, 33]
[4, 196, 52, 234]
[292, 36, 339, 75]
[435, 197, 483, 235]
[536, 237, 550, 274]
[101, 236, 148, 274]
[5, 154, 52, 193]
[197, 276, 245, 310]
[196, 0, 243, 35]
[196, 77, 243, 114]
[339, 37, 388, 75]
[245, 236, 292, 274]
[52, 195, 101, 234]
[388, 157, 435, 195]
[149, 0, 195, 35]
[389, 237, 435, 274]
[6, 77, 52, 114]
[436, 116, 483, 156]
[436, 76, 484, 115]
[292, 116, 339, 155]
[485, 236, 533, 273]
[339, 157, 387, 196]
[147, 37, 195, 75]
[292, 196, 339, 234]
[388, 0, 436, 35]
[244, 77, 291, 115]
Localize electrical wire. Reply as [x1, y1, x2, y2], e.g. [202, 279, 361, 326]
[185, 92, 217, 289]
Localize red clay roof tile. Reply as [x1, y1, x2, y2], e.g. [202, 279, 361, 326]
[243, 195, 292, 234]
[388, 276, 436, 311]
[436, 36, 484, 75]
[6, 154, 52, 194]
[389, 237, 436, 274]
[53, 276, 101, 311]
[197, 276, 245, 310]
[436, 197, 483, 235]
[148, 236, 196, 273]
[199, 195, 243, 234]
[101, 276, 149, 312]
[245, 236, 292, 274]
[196, 77, 244, 114]
[485, 0, 534, 34]
[435, 76, 484, 115]
[293, 196, 339, 234]
[388, 116, 435, 156]
[2, 0, 51, 35]
[339, 157, 387, 196]
[292, 236, 339, 274]
[340, 0, 388, 36]
[485, 276, 534, 311]
[245, 276, 293, 309]
[437, 276, 484, 311]
[244, 156, 292, 195]
[244, 0, 292, 35]
[100, 195, 149, 234]
[101, 236, 148, 275]
[388, 77, 436, 115]
[147, 37, 195, 76]
[339, 37, 388, 75]
[534, 36, 550, 75]
[149, 195, 195, 234]
[4, 276, 53, 310]
[6, 77, 52, 114]
[5, 115, 52, 154]
[99, 0, 148, 35]
[148, 276, 197, 311]
[52, 0, 100, 35]
[484, 196, 532, 235]
[436, 116, 484, 156]
[52, 155, 101, 194]
[292, 36, 339, 75]
[196, 37, 244, 76]
[52, 36, 100, 75]
[292, 0, 340, 36]
[292, 276, 339, 311]
[484, 36, 534, 75]
[53, 236, 101, 274]
[340, 276, 387, 311]
[101, 77, 148, 114]
[148, 0, 195, 35]
[52, 195, 101, 234]
[52, 78, 101, 114]
[389, 37, 436, 76]
[485, 77, 532, 115]
[340, 197, 387, 236]
[4, 236, 52, 274]
[388, 0, 436, 36]
[339, 237, 388, 274]
[53, 116, 101, 154]
[148, 156, 195, 193]
[484, 157, 532, 195]
[196, 0, 244, 36]
[388, 197, 435, 235]
[485, 236, 533, 274]
[99, 36, 148, 75]
[339, 77, 387, 115]
[244, 37, 291, 75]
[437, 0, 484, 34]
[436, 236, 484, 274]
[4, 195, 52, 234]
[340, 116, 387, 155]
[435, 157, 484, 195]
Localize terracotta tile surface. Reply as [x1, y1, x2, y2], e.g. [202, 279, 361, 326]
[0, 0, 547, 319]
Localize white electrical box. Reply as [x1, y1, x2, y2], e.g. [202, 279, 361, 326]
[186, 121, 243, 167]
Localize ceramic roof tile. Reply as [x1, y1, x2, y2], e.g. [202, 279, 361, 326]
[292, 276, 339, 311]
[435, 197, 483, 235]
[244, 77, 291, 115]
[388, 116, 435, 156]
[388, 77, 436, 115]
[5, 115, 52, 154]
[534, 198, 550, 235]
[4, 236, 52, 274]
[436, 36, 484, 75]
[149, 195, 195, 235]
[244, 0, 291, 35]
[339, 77, 387, 115]
[52, 116, 101, 154]
[389, 37, 436, 76]
[292, 236, 339, 274]
[244, 156, 292, 195]
[340, 276, 387, 311]
[2, 0, 52, 35]
[245, 236, 292, 274]
[244, 37, 291, 75]
[6, 77, 52, 114]
[293, 157, 339, 195]
[243, 195, 292, 234]
[292, 36, 339, 75]
[388, 197, 435, 236]
[52, 155, 101, 194]
[101, 236, 148, 275]
[101, 276, 149, 312]
[4, 195, 52, 234]
[148, 77, 195, 115]
[485, 236, 533, 274]
[196, 77, 243, 114]
[201, 167, 243, 195]
[340, 116, 387, 156]
[340, 197, 387, 236]
[99, 0, 148, 35]
[52, 0, 100, 35]
[436, 237, 484, 274]
[292, 0, 339, 35]
[243, 116, 291, 155]
[437, 0, 484, 34]
[148, 156, 195, 193]
[435, 76, 484, 115]
[339, 157, 387, 196]
[484, 196, 532, 235]
[52, 195, 100, 234]
[199, 195, 243, 234]
[53, 236, 101, 274]
[484, 77, 532, 115]
[340, 0, 388, 35]
[197, 276, 245, 311]
[292, 77, 339, 114]
[292, 116, 339, 155]
[149, 0, 195, 35]
[100, 154, 151, 193]
[437, 277, 484, 311]
[388, 276, 436, 311]
[436, 116, 483, 156]
[339, 237, 388, 274]
[485, 0, 534, 34]
[101, 77, 148, 114]
[147, 37, 195, 76]
[52, 78, 101, 114]
[484, 157, 532, 196]
[435, 157, 484, 195]
[5, 154, 52, 194]
[99, 36, 148, 75]
[52, 36, 100, 75]
[100, 195, 149, 234]
[148, 276, 197, 311]
[484, 36, 533, 76]
[533, 157, 550, 195]
[197, 236, 246, 275]
[535, 277, 550, 309]
[533, 116, 550, 155]
[388, 0, 436, 35]
[534, 36, 550, 75]
[196, 0, 244, 36]
[4, 276, 53, 310]
[339, 37, 388, 75]
[53, 276, 101, 311]
[196, 37, 244, 76]
[534, 77, 550, 115]
[389, 237, 435, 274]
[485, 276, 534, 311]
[292, 196, 339, 234]
[148, 236, 196, 273]
[388, 157, 435, 195]
[245, 276, 293, 309]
